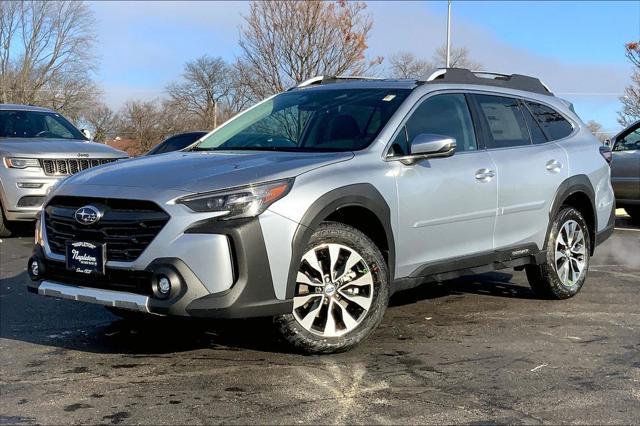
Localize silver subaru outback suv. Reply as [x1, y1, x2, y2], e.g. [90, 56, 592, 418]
[0, 104, 128, 237]
[27, 69, 615, 353]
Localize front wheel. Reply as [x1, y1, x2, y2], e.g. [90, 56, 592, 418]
[274, 222, 389, 354]
[526, 207, 591, 299]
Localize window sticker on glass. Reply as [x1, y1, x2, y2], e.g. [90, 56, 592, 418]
[382, 94, 396, 102]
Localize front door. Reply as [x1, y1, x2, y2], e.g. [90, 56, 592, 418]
[391, 93, 498, 278]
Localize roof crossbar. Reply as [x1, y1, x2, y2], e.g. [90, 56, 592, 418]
[425, 68, 552, 95]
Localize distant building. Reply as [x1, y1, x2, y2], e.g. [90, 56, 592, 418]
[105, 137, 142, 156]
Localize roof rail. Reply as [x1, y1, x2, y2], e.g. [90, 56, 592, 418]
[425, 68, 552, 95]
[295, 76, 325, 89]
[290, 75, 384, 90]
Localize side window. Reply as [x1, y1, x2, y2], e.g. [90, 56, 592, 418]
[521, 102, 548, 144]
[474, 94, 531, 148]
[615, 127, 640, 151]
[401, 94, 477, 154]
[525, 101, 573, 141]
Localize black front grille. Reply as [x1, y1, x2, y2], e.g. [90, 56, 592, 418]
[43, 259, 153, 295]
[44, 196, 170, 262]
[40, 158, 118, 176]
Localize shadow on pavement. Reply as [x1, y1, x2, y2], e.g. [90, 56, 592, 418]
[390, 271, 535, 308]
[1, 266, 535, 355]
[3, 221, 36, 239]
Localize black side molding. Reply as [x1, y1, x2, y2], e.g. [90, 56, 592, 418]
[393, 243, 543, 294]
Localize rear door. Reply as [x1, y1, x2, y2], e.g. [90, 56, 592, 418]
[471, 94, 569, 250]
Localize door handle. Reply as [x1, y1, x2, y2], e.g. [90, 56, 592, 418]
[546, 159, 562, 173]
[475, 168, 495, 181]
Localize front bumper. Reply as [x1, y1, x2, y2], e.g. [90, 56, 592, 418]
[28, 214, 293, 319]
[0, 173, 60, 221]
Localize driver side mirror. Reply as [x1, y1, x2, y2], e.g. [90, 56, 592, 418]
[393, 133, 457, 165]
[80, 129, 92, 140]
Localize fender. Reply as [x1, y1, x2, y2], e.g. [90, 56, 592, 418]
[545, 174, 597, 252]
[285, 183, 395, 299]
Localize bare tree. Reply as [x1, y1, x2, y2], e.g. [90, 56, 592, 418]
[79, 103, 119, 143]
[0, 1, 98, 118]
[586, 120, 611, 143]
[388, 52, 434, 79]
[167, 55, 237, 129]
[118, 101, 165, 154]
[388, 45, 481, 80]
[117, 99, 201, 154]
[237, 0, 382, 99]
[618, 41, 640, 127]
[434, 45, 482, 70]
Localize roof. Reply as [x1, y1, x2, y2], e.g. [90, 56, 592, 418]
[0, 103, 56, 113]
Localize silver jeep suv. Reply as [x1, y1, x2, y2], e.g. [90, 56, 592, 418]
[0, 104, 128, 236]
[27, 69, 615, 353]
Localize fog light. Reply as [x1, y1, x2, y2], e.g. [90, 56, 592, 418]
[31, 260, 39, 277]
[158, 276, 171, 295]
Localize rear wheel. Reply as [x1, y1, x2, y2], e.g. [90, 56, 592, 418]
[275, 222, 389, 354]
[526, 207, 591, 299]
[0, 204, 12, 238]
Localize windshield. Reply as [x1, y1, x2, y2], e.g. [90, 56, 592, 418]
[0, 110, 86, 140]
[194, 88, 410, 152]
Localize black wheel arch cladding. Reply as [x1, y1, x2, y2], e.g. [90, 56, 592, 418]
[285, 183, 395, 299]
[545, 174, 598, 254]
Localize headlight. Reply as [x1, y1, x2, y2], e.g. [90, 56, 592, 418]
[177, 179, 294, 219]
[3, 157, 41, 169]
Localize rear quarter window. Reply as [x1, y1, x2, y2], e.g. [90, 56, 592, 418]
[525, 101, 573, 141]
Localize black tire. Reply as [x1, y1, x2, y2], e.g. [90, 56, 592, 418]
[624, 206, 640, 223]
[274, 222, 389, 354]
[0, 204, 12, 238]
[525, 207, 591, 299]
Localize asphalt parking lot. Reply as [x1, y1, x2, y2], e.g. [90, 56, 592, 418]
[1, 213, 639, 425]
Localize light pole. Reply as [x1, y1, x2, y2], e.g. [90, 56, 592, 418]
[446, 0, 452, 68]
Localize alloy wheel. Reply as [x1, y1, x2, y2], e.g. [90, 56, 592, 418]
[554, 219, 587, 287]
[293, 243, 374, 337]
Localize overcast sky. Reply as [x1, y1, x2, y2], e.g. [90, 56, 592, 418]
[89, 0, 638, 134]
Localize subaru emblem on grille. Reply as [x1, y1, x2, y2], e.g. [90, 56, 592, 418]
[74, 205, 102, 225]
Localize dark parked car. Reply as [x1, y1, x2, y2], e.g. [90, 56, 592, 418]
[608, 121, 640, 221]
[146, 131, 208, 155]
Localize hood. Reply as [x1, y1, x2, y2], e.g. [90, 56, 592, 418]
[0, 138, 127, 158]
[63, 150, 354, 193]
